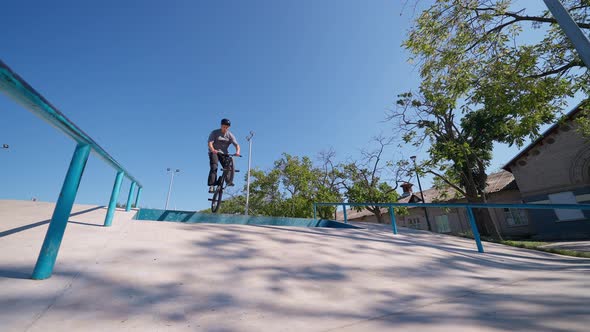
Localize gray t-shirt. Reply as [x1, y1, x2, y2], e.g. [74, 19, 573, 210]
[208, 129, 238, 154]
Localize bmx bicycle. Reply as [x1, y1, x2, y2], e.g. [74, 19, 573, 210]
[209, 152, 240, 213]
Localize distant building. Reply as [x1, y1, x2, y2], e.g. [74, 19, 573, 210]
[337, 105, 590, 240]
[337, 170, 529, 238]
[503, 105, 590, 240]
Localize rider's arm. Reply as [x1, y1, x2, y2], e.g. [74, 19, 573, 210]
[208, 131, 218, 154]
[208, 141, 217, 154]
[229, 132, 240, 155]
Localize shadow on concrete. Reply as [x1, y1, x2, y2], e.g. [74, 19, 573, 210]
[0, 265, 31, 279]
[0, 206, 105, 238]
[68, 221, 105, 228]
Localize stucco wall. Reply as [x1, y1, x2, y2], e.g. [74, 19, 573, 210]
[508, 124, 590, 196]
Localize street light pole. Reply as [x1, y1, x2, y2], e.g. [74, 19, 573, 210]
[410, 156, 432, 231]
[165, 168, 180, 210]
[543, 0, 590, 69]
[245, 131, 254, 216]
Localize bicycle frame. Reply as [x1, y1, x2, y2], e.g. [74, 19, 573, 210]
[210, 153, 239, 213]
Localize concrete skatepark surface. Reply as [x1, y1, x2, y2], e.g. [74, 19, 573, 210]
[1, 200, 589, 331]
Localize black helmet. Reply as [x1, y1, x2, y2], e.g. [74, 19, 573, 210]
[221, 118, 231, 126]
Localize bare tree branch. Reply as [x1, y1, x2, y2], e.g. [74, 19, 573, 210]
[502, 11, 590, 29]
[527, 60, 584, 78]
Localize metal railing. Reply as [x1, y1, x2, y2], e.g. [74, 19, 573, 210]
[313, 201, 590, 253]
[0, 60, 143, 279]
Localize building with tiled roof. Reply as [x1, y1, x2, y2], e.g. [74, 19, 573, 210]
[337, 103, 590, 240]
[501, 104, 590, 240]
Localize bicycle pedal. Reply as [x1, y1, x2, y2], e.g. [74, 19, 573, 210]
[235, 170, 240, 172]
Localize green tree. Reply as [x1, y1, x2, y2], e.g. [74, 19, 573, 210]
[217, 194, 247, 214]
[392, 0, 590, 236]
[575, 99, 590, 138]
[247, 167, 284, 216]
[275, 154, 318, 217]
[404, 0, 587, 111]
[230, 153, 342, 219]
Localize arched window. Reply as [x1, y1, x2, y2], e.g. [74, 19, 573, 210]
[570, 146, 590, 184]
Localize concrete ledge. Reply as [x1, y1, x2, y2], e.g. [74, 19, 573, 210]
[135, 208, 361, 229]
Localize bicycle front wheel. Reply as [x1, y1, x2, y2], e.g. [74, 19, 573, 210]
[211, 185, 223, 213]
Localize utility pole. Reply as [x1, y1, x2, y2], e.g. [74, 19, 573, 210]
[410, 156, 432, 231]
[165, 168, 180, 210]
[245, 131, 254, 216]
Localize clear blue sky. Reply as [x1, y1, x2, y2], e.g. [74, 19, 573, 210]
[0, 0, 565, 211]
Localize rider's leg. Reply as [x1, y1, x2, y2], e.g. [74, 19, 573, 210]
[208, 152, 219, 187]
[227, 158, 235, 186]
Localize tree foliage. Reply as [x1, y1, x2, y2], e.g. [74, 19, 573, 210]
[209, 145, 405, 223]
[390, 0, 590, 236]
[393, 0, 590, 204]
[217, 153, 342, 219]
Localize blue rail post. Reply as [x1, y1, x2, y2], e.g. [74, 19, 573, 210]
[126, 181, 136, 212]
[313, 203, 317, 221]
[342, 204, 348, 224]
[466, 207, 484, 253]
[32, 143, 91, 280]
[389, 206, 398, 235]
[134, 186, 143, 208]
[104, 171, 124, 227]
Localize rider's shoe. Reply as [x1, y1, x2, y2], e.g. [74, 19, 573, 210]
[208, 186, 215, 193]
[227, 182, 235, 187]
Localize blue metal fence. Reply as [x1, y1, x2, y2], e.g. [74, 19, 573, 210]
[314, 201, 590, 253]
[0, 60, 143, 279]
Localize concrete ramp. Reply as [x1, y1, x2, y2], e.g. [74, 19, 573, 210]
[2, 200, 590, 331]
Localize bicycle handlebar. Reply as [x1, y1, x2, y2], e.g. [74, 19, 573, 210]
[216, 151, 242, 157]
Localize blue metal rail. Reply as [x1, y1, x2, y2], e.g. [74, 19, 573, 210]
[0, 60, 143, 279]
[314, 201, 590, 254]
